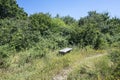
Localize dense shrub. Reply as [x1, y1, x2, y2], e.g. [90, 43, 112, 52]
[109, 50, 120, 64]
[0, 9, 120, 69]
[0, 46, 9, 68]
[0, 19, 33, 51]
[0, 0, 27, 19]
[108, 50, 120, 79]
[29, 13, 52, 35]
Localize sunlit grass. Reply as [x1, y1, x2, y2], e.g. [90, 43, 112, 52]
[67, 54, 112, 80]
[0, 47, 109, 80]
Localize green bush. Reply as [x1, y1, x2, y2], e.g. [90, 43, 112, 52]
[108, 50, 120, 79]
[0, 46, 9, 68]
[29, 13, 52, 36]
[0, 0, 27, 19]
[0, 19, 32, 51]
[109, 50, 120, 64]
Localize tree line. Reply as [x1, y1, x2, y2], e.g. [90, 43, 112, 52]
[0, 0, 120, 53]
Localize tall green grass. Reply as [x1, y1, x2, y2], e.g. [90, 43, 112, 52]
[0, 47, 108, 80]
[67, 55, 111, 80]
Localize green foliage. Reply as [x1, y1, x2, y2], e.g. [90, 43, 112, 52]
[109, 50, 120, 64]
[1, 10, 119, 51]
[67, 56, 111, 80]
[0, 19, 32, 51]
[52, 18, 66, 27]
[0, 45, 10, 68]
[111, 41, 120, 48]
[29, 13, 52, 35]
[61, 15, 77, 26]
[108, 50, 120, 79]
[53, 34, 68, 48]
[0, 19, 11, 45]
[68, 25, 108, 49]
[105, 17, 120, 35]
[80, 25, 100, 47]
[68, 26, 83, 45]
[0, 0, 27, 19]
[29, 39, 53, 59]
[76, 11, 120, 49]
[95, 33, 108, 49]
[112, 63, 120, 79]
[78, 11, 109, 27]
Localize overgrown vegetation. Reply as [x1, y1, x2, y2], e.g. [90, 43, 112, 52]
[0, 0, 120, 80]
[67, 50, 120, 80]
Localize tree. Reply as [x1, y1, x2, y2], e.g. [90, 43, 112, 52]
[0, 0, 27, 19]
[29, 13, 52, 35]
[77, 11, 111, 48]
[78, 11, 110, 29]
[61, 15, 77, 26]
